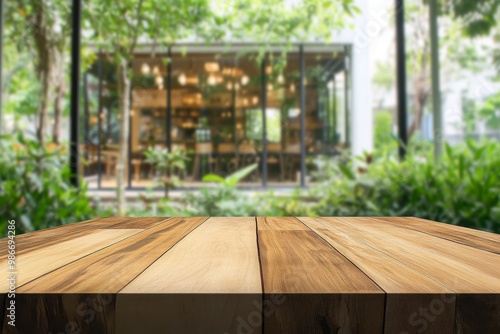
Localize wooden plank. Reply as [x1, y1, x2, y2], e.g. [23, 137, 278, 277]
[121, 217, 261, 293]
[297, 217, 450, 293]
[18, 217, 205, 293]
[257, 216, 309, 231]
[9, 217, 207, 334]
[0, 228, 141, 293]
[315, 217, 500, 293]
[257, 217, 385, 333]
[116, 217, 262, 334]
[2, 294, 116, 334]
[0, 217, 133, 262]
[105, 216, 167, 229]
[455, 294, 500, 333]
[298, 217, 456, 333]
[373, 217, 500, 255]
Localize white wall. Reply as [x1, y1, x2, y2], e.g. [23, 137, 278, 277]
[330, 0, 374, 156]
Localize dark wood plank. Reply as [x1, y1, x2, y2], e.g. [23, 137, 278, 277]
[455, 294, 500, 333]
[257, 217, 385, 333]
[257, 216, 309, 231]
[2, 294, 116, 334]
[105, 216, 167, 229]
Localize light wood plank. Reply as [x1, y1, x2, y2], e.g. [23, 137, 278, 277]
[18, 217, 206, 293]
[0, 228, 141, 293]
[0, 217, 132, 262]
[116, 217, 262, 334]
[298, 217, 450, 293]
[121, 217, 261, 293]
[373, 217, 500, 255]
[299, 217, 457, 333]
[257, 217, 385, 333]
[317, 217, 500, 293]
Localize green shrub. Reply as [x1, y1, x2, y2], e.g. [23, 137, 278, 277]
[184, 164, 259, 216]
[374, 111, 398, 152]
[312, 140, 500, 233]
[0, 134, 103, 235]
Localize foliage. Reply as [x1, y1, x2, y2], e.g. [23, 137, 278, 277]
[311, 140, 500, 233]
[374, 111, 397, 152]
[478, 91, 500, 130]
[0, 135, 104, 236]
[144, 147, 188, 198]
[183, 164, 259, 216]
[443, 0, 499, 37]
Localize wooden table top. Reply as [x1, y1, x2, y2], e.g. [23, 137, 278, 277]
[3, 216, 500, 333]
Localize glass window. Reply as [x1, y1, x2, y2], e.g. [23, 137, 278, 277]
[245, 108, 281, 143]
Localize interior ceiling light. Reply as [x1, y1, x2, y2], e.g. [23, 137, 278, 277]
[278, 74, 284, 84]
[290, 83, 296, 93]
[226, 82, 233, 90]
[178, 73, 187, 86]
[208, 74, 217, 86]
[155, 76, 164, 86]
[141, 63, 151, 75]
[241, 75, 249, 86]
[204, 62, 220, 72]
[252, 96, 259, 105]
[152, 65, 160, 76]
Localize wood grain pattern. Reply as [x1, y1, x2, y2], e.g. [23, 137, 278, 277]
[373, 216, 500, 255]
[257, 217, 382, 294]
[0, 217, 133, 263]
[105, 217, 167, 229]
[1, 216, 499, 334]
[257, 217, 385, 333]
[121, 217, 261, 293]
[18, 217, 206, 293]
[0, 229, 141, 293]
[315, 217, 500, 293]
[298, 217, 456, 334]
[298, 217, 450, 293]
[117, 217, 262, 334]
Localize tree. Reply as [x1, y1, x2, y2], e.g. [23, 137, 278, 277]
[444, 0, 499, 37]
[372, 0, 489, 141]
[6, 0, 71, 144]
[406, 1, 432, 138]
[86, 0, 358, 215]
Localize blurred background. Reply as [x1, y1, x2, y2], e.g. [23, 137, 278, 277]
[1, 0, 499, 235]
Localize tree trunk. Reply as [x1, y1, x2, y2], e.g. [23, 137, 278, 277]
[36, 62, 53, 145]
[32, 1, 55, 145]
[116, 59, 131, 216]
[52, 49, 65, 144]
[408, 65, 429, 138]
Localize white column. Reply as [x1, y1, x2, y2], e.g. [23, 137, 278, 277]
[349, 0, 373, 156]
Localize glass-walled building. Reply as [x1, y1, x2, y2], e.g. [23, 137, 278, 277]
[82, 44, 351, 189]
